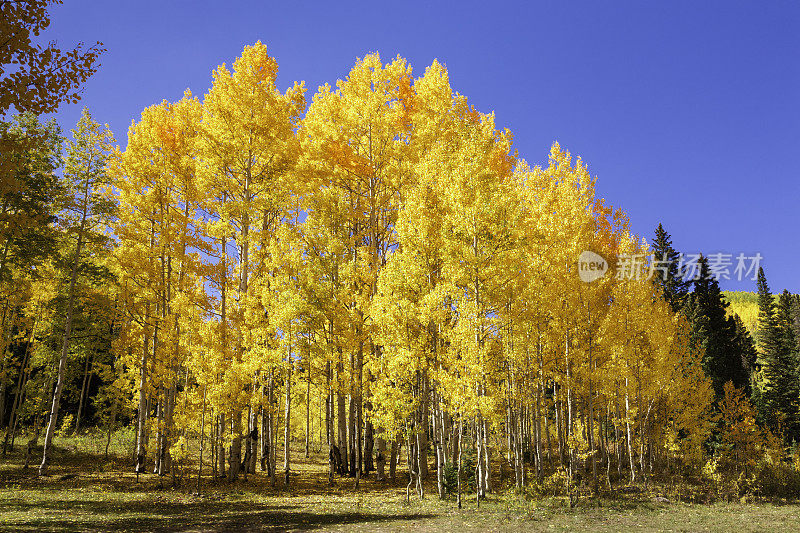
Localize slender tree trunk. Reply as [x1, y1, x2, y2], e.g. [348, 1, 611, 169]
[154, 392, 164, 476]
[625, 379, 635, 483]
[260, 388, 268, 472]
[211, 411, 217, 479]
[418, 368, 429, 479]
[566, 333, 575, 484]
[337, 357, 348, 476]
[39, 209, 87, 476]
[535, 381, 544, 479]
[228, 412, 242, 481]
[0, 298, 12, 431]
[248, 404, 257, 474]
[284, 360, 292, 485]
[305, 368, 311, 458]
[364, 419, 374, 476]
[615, 387, 622, 478]
[457, 416, 463, 509]
[197, 385, 207, 494]
[442, 409, 451, 466]
[241, 406, 252, 482]
[481, 414, 492, 495]
[5, 366, 29, 453]
[543, 389, 553, 471]
[326, 360, 334, 483]
[104, 406, 116, 460]
[587, 314, 598, 494]
[348, 368, 356, 477]
[3, 322, 34, 455]
[640, 399, 652, 486]
[269, 368, 277, 485]
[217, 413, 226, 479]
[476, 414, 484, 504]
[24, 419, 42, 469]
[434, 394, 445, 499]
[74, 351, 94, 434]
[451, 413, 461, 473]
[555, 382, 564, 467]
[406, 434, 415, 503]
[514, 404, 524, 489]
[376, 434, 386, 481]
[506, 403, 513, 465]
[355, 344, 363, 487]
[389, 439, 398, 481]
[415, 420, 424, 499]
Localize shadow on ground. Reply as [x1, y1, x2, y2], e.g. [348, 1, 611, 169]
[1, 495, 434, 532]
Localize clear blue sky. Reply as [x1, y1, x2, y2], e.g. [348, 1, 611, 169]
[46, 0, 799, 293]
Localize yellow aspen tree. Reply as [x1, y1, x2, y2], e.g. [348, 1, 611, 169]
[435, 107, 518, 502]
[197, 41, 304, 481]
[111, 92, 202, 478]
[718, 381, 764, 476]
[519, 144, 598, 492]
[299, 53, 413, 485]
[371, 59, 461, 497]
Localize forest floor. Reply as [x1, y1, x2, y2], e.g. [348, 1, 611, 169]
[1, 434, 800, 532]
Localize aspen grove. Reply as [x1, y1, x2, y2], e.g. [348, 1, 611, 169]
[5, 42, 735, 499]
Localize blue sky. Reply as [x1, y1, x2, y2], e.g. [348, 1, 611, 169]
[46, 1, 799, 292]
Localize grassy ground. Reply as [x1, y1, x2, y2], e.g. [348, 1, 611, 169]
[2, 434, 800, 532]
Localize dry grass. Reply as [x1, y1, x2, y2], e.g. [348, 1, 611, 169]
[2, 434, 800, 532]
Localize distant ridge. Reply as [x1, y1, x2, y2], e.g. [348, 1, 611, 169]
[722, 290, 759, 342]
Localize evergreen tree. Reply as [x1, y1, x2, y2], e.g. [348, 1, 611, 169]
[753, 267, 776, 423]
[790, 294, 800, 348]
[650, 223, 690, 312]
[688, 255, 749, 399]
[756, 267, 779, 355]
[732, 314, 758, 394]
[760, 290, 800, 440]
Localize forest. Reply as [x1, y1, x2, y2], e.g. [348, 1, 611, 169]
[2, 2, 800, 531]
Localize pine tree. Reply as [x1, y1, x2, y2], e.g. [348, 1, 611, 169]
[790, 294, 800, 351]
[687, 255, 749, 398]
[732, 314, 758, 393]
[650, 223, 690, 313]
[756, 267, 779, 356]
[760, 290, 800, 440]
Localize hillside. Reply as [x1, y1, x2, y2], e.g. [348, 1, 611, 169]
[723, 291, 759, 341]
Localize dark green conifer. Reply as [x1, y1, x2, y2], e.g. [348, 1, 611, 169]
[761, 290, 800, 440]
[651, 223, 691, 312]
[688, 255, 750, 399]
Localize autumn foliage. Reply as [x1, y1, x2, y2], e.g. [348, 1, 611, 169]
[83, 42, 719, 495]
[5, 42, 781, 501]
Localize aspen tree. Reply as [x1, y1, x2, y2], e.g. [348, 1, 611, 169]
[39, 109, 114, 475]
[197, 41, 304, 481]
[299, 53, 413, 483]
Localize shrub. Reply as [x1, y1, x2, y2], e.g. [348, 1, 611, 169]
[442, 449, 476, 495]
[749, 462, 800, 499]
[56, 414, 75, 438]
[526, 469, 571, 499]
